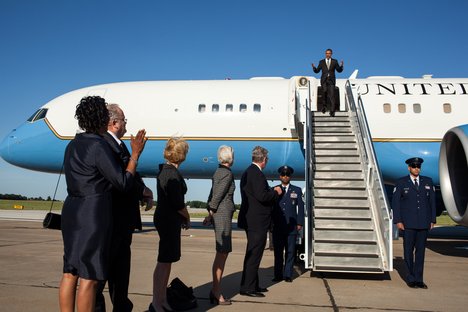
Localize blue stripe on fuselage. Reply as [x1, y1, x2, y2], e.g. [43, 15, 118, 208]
[0, 119, 441, 184]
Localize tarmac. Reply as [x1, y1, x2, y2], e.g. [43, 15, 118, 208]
[1, 210, 468, 312]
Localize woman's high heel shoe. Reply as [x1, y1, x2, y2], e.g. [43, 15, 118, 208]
[209, 290, 232, 305]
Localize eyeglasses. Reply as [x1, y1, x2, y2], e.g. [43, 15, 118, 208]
[410, 164, 421, 169]
[116, 118, 127, 123]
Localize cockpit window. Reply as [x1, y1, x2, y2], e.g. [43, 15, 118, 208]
[27, 108, 48, 122]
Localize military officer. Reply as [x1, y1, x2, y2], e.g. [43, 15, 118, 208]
[392, 157, 436, 289]
[272, 166, 305, 283]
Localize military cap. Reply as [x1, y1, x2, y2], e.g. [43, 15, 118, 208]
[405, 157, 424, 165]
[278, 165, 294, 176]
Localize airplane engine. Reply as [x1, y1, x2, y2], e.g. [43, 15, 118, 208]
[439, 125, 468, 226]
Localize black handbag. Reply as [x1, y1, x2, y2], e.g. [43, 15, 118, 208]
[43, 165, 63, 230]
[43, 212, 61, 230]
[166, 277, 197, 311]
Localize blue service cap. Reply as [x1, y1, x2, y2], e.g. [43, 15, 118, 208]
[405, 157, 424, 165]
[278, 165, 294, 175]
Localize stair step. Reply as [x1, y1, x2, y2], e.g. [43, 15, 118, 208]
[313, 256, 383, 272]
[313, 122, 351, 127]
[313, 128, 353, 134]
[314, 219, 373, 230]
[315, 163, 362, 171]
[314, 208, 371, 219]
[314, 189, 368, 199]
[312, 112, 349, 118]
[314, 136, 357, 143]
[313, 180, 366, 189]
[314, 143, 357, 150]
[314, 198, 369, 208]
[314, 230, 376, 242]
[314, 172, 364, 180]
[314, 242, 379, 256]
[315, 156, 361, 164]
[314, 149, 359, 156]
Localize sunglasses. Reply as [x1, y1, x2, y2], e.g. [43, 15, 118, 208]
[280, 173, 291, 177]
[410, 164, 421, 169]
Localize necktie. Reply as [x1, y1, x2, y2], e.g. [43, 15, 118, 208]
[326, 59, 330, 69]
[414, 178, 419, 189]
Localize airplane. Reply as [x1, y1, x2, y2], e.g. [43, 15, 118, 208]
[0, 73, 467, 232]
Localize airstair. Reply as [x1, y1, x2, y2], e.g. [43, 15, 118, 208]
[296, 77, 393, 273]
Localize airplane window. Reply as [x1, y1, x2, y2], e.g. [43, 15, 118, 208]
[27, 109, 41, 122]
[398, 103, 406, 113]
[226, 104, 233, 112]
[383, 103, 391, 113]
[198, 104, 206, 113]
[443, 103, 452, 113]
[27, 108, 48, 122]
[253, 104, 261, 113]
[240, 104, 247, 112]
[212, 104, 219, 112]
[413, 103, 421, 113]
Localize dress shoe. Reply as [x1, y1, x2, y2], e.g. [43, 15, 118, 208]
[256, 287, 268, 293]
[406, 281, 417, 288]
[209, 290, 232, 305]
[321, 107, 326, 114]
[416, 282, 428, 289]
[240, 291, 265, 297]
[284, 277, 292, 283]
[329, 111, 335, 117]
[272, 277, 283, 282]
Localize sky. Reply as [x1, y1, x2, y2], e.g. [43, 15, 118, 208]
[1, 0, 467, 202]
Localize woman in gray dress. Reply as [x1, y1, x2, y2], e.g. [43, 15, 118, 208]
[204, 145, 235, 305]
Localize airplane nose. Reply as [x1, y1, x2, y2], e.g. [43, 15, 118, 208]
[0, 131, 12, 162]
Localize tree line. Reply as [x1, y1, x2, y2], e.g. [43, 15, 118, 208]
[0, 194, 54, 201]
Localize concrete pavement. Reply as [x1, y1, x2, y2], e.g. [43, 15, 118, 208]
[1, 211, 468, 311]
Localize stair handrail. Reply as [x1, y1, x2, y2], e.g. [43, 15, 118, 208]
[345, 80, 393, 271]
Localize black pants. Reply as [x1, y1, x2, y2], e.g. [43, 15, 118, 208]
[95, 229, 134, 312]
[273, 230, 297, 279]
[323, 79, 337, 113]
[403, 228, 428, 283]
[240, 229, 267, 292]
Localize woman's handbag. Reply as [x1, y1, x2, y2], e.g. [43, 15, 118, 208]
[42, 165, 63, 230]
[166, 277, 197, 310]
[43, 212, 61, 230]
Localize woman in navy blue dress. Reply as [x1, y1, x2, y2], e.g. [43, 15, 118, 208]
[149, 138, 190, 312]
[59, 96, 147, 312]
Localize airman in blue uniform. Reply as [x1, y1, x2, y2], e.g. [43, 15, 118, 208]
[392, 157, 436, 289]
[272, 166, 305, 283]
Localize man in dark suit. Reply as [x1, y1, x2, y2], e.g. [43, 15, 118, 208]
[392, 157, 436, 289]
[272, 166, 304, 283]
[95, 104, 153, 312]
[312, 48, 344, 116]
[238, 146, 282, 297]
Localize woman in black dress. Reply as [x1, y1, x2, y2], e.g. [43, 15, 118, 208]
[59, 96, 147, 312]
[150, 138, 190, 312]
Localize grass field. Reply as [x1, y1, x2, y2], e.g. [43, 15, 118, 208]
[0, 199, 455, 225]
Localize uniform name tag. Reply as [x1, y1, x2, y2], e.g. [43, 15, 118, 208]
[425, 185, 431, 190]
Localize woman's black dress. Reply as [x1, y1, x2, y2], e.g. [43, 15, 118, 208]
[61, 133, 134, 281]
[154, 163, 187, 263]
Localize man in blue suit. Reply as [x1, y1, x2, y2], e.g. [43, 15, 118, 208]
[272, 166, 304, 283]
[392, 157, 436, 289]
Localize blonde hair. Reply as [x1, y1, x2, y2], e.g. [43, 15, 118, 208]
[164, 137, 189, 164]
[217, 145, 234, 165]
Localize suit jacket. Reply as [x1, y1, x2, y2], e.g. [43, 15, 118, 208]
[313, 58, 343, 85]
[272, 184, 305, 234]
[392, 175, 436, 229]
[103, 132, 145, 231]
[238, 164, 278, 232]
[207, 165, 235, 213]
